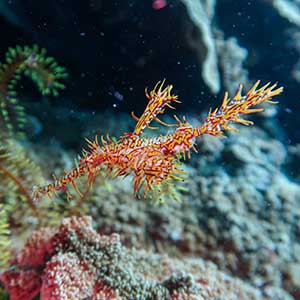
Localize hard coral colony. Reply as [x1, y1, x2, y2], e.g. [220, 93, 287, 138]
[32, 80, 283, 202]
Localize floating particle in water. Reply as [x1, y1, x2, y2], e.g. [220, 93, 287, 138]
[108, 86, 124, 102]
[152, 0, 167, 10]
[284, 107, 292, 113]
[113, 91, 124, 101]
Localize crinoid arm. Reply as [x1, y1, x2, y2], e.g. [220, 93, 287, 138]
[0, 204, 11, 269]
[0, 45, 67, 138]
[132, 80, 181, 136]
[194, 81, 283, 138]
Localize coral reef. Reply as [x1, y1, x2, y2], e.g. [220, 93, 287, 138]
[84, 124, 299, 299]
[0, 2, 299, 300]
[216, 35, 249, 94]
[1, 215, 289, 300]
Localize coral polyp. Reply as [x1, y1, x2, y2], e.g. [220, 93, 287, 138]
[32, 80, 283, 203]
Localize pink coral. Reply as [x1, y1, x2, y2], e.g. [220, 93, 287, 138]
[0, 227, 55, 300]
[93, 282, 119, 300]
[0, 216, 103, 300]
[16, 227, 55, 267]
[41, 253, 95, 300]
[1, 216, 269, 300]
[0, 270, 41, 300]
[170, 293, 199, 300]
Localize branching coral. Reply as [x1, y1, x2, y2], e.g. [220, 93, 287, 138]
[0, 45, 67, 138]
[32, 80, 283, 203]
